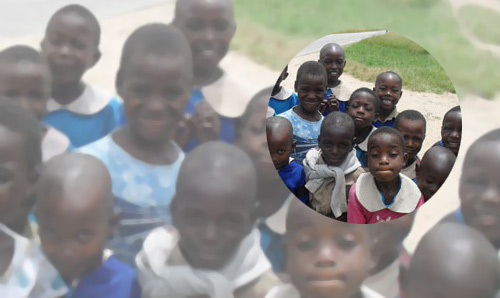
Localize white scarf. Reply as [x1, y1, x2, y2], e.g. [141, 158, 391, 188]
[303, 148, 361, 217]
[264, 283, 385, 298]
[356, 173, 422, 213]
[136, 227, 270, 298]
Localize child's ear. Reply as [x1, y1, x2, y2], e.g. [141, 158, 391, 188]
[115, 69, 124, 97]
[291, 141, 297, 150]
[403, 152, 409, 164]
[91, 49, 102, 68]
[108, 211, 119, 240]
[294, 80, 298, 92]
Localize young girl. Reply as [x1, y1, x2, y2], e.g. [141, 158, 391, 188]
[278, 61, 326, 165]
[77, 23, 193, 265]
[348, 127, 424, 224]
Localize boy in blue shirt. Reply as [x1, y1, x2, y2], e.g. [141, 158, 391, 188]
[41, 4, 124, 148]
[269, 65, 298, 115]
[35, 153, 140, 298]
[267, 116, 308, 204]
[372, 71, 403, 128]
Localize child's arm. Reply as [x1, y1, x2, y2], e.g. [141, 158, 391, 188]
[347, 184, 367, 224]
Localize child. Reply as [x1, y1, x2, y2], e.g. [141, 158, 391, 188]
[346, 87, 380, 168]
[269, 65, 299, 115]
[439, 128, 500, 249]
[41, 4, 124, 148]
[416, 146, 456, 201]
[372, 71, 403, 128]
[237, 87, 293, 274]
[136, 142, 279, 298]
[0, 45, 70, 161]
[394, 110, 426, 182]
[318, 42, 352, 114]
[265, 200, 384, 298]
[77, 23, 192, 265]
[303, 112, 364, 221]
[404, 223, 500, 298]
[278, 61, 326, 164]
[35, 153, 140, 297]
[173, 0, 248, 152]
[363, 212, 415, 298]
[0, 98, 42, 237]
[433, 106, 461, 156]
[0, 98, 67, 297]
[267, 116, 308, 204]
[348, 127, 424, 224]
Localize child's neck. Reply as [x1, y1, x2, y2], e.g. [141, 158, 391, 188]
[194, 66, 223, 87]
[113, 127, 178, 165]
[271, 85, 282, 97]
[293, 105, 321, 122]
[52, 81, 86, 106]
[354, 125, 373, 145]
[379, 107, 395, 122]
[327, 79, 341, 89]
[375, 176, 401, 205]
[0, 229, 15, 277]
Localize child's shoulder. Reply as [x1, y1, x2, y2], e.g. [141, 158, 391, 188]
[271, 87, 295, 101]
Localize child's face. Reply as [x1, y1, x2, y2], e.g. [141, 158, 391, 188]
[286, 207, 371, 298]
[395, 118, 425, 161]
[0, 63, 50, 121]
[172, 188, 254, 270]
[417, 155, 452, 201]
[238, 100, 277, 182]
[174, 0, 236, 75]
[368, 133, 404, 182]
[35, 191, 113, 283]
[118, 53, 192, 144]
[295, 74, 326, 114]
[0, 125, 34, 232]
[441, 111, 462, 156]
[373, 74, 402, 112]
[319, 126, 354, 167]
[460, 142, 500, 247]
[41, 12, 99, 85]
[267, 131, 293, 170]
[318, 48, 346, 85]
[346, 92, 378, 129]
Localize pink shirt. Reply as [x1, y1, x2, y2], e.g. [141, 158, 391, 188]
[347, 173, 424, 224]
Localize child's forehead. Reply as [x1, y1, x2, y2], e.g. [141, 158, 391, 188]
[322, 124, 352, 137]
[352, 92, 375, 103]
[176, 0, 234, 17]
[443, 111, 462, 122]
[398, 117, 425, 129]
[297, 73, 326, 84]
[376, 74, 402, 86]
[369, 133, 402, 148]
[47, 12, 99, 41]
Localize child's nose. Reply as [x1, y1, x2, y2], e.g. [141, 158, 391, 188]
[316, 244, 337, 268]
[481, 186, 500, 204]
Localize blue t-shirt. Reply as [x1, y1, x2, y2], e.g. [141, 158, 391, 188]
[67, 255, 140, 298]
[278, 107, 323, 165]
[279, 160, 308, 204]
[182, 88, 235, 152]
[76, 135, 184, 266]
[322, 88, 348, 116]
[258, 223, 285, 273]
[268, 87, 298, 116]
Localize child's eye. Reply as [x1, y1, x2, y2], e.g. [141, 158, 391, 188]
[48, 35, 63, 46]
[391, 88, 400, 93]
[130, 84, 151, 97]
[0, 170, 13, 185]
[219, 215, 243, 228]
[72, 40, 87, 51]
[297, 239, 316, 251]
[278, 149, 286, 155]
[186, 19, 204, 32]
[213, 20, 230, 32]
[165, 88, 184, 100]
[336, 238, 356, 250]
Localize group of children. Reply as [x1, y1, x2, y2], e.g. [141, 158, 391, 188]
[268, 42, 461, 224]
[0, 0, 498, 298]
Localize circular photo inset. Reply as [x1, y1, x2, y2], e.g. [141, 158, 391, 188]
[266, 30, 460, 224]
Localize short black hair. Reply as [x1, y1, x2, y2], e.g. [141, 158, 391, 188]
[368, 126, 405, 152]
[443, 105, 461, 122]
[46, 4, 101, 46]
[296, 61, 327, 85]
[235, 86, 273, 138]
[375, 71, 403, 88]
[0, 45, 48, 66]
[347, 87, 381, 113]
[320, 111, 355, 137]
[116, 23, 193, 89]
[394, 110, 427, 133]
[0, 97, 42, 171]
[319, 43, 345, 60]
[266, 116, 293, 144]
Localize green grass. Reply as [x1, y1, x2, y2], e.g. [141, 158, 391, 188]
[344, 33, 455, 93]
[232, 0, 500, 98]
[458, 5, 500, 45]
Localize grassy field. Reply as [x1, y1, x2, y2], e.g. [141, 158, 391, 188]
[344, 33, 455, 94]
[458, 5, 500, 45]
[232, 0, 500, 98]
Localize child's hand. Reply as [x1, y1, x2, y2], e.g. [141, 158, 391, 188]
[193, 100, 221, 143]
[326, 94, 339, 112]
[173, 114, 195, 147]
